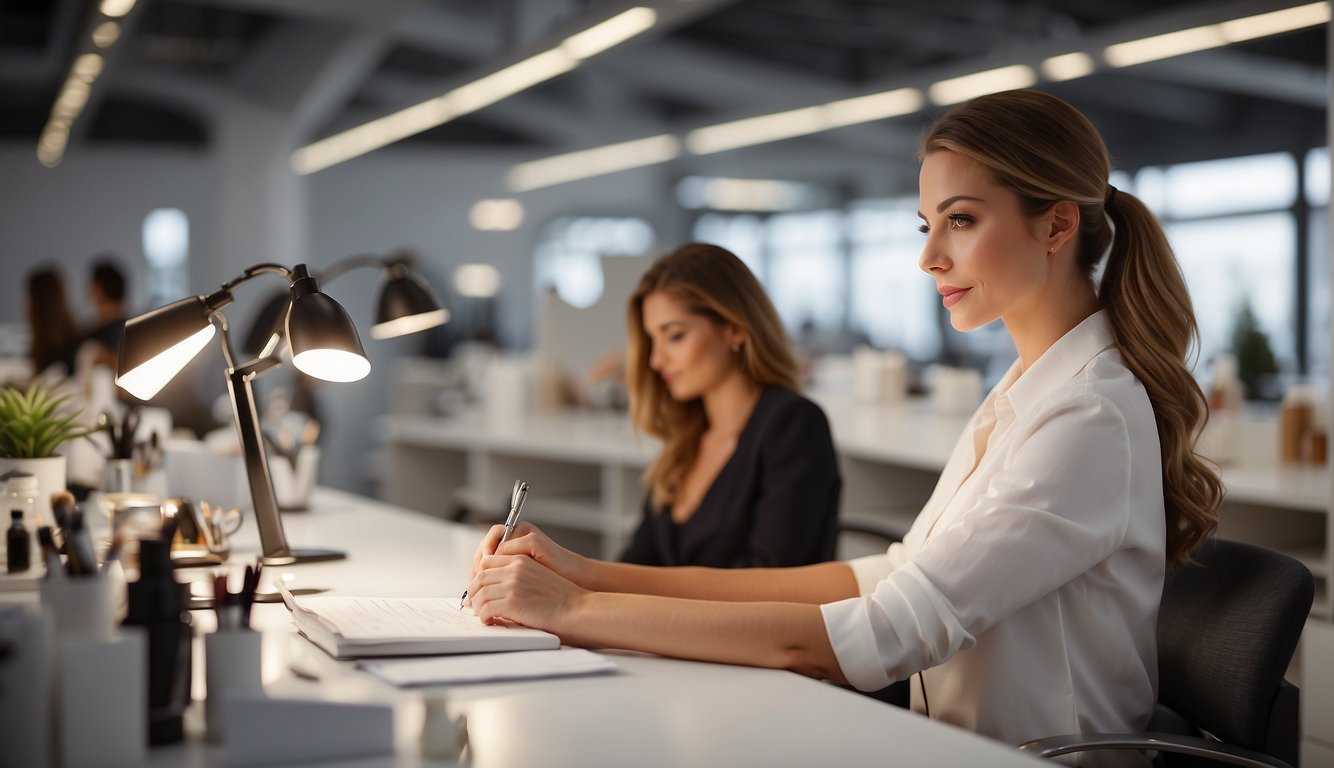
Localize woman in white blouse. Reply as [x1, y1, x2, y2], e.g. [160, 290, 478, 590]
[466, 89, 1223, 755]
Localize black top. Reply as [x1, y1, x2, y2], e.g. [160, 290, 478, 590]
[620, 386, 841, 568]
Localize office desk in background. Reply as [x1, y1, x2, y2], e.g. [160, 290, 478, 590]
[123, 488, 1042, 768]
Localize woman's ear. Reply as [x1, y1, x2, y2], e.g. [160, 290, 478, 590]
[1046, 200, 1081, 254]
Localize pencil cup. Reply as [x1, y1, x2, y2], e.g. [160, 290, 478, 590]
[57, 627, 147, 768]
[205, 628, 264, 743]
[39, 575, 116, 642]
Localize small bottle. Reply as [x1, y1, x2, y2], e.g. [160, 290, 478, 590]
[7, 509, 31, 573]
[1280, 384, 1316, 465]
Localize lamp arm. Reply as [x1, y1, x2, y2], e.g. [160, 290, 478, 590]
[219, 263, 293, 293]
[318, 254, 391, 284]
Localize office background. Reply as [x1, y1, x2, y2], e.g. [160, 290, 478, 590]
[0, 0, 1327, 496]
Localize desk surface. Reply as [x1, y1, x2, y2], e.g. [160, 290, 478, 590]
[147, 488, 1042, 768]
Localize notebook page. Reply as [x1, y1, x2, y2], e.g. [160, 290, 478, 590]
[308, 597, 502, 641]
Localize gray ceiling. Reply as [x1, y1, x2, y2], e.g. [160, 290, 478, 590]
[0, 0, 1327, 185]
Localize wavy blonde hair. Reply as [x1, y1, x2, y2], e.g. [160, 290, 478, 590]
[627, 243, 800, 508]
[923, 90, 1222, 567]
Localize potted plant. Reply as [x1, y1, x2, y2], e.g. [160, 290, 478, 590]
[0, 381, 95, 521]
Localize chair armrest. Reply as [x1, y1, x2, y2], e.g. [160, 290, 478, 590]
[1016, 732, 1292, 768]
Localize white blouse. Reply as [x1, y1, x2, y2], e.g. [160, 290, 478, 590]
[821, 311, 1165, 758]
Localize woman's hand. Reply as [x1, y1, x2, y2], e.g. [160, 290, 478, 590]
[468, 522, 592, 588]
[469, 553, 589, 634]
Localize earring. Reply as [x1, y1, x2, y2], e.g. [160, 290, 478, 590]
[731, 343, 741, 353]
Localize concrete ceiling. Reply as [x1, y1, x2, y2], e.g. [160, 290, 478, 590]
[0, 0, 1327, 185]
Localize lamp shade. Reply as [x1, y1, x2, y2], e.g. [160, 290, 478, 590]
[116, 295, 217, 400]
[286, 264, 371, 382]
[371, 271, 449, 339]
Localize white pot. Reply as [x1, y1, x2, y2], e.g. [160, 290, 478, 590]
[0, 454, 67, 523]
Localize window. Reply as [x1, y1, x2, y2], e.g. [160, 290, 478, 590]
[847, 199, 940, 359]
[142, 208, 188, 306]
[533, 216, 655, 308]
[765, 210, 845, 332]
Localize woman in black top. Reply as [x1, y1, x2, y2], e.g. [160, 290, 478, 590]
[26, 267, 84, 379]
[619, 244, 840, 568]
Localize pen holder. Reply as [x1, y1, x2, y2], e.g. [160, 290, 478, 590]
[270, 444, 320, 512]
[205, 628, 264, 743]
[39, 576, 116, 642]
[56, 627, 147, 768]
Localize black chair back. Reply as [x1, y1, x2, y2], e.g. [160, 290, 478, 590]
[1156, 538, 1314, 765]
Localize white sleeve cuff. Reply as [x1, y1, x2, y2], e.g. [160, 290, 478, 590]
[821, 596, 894, 692]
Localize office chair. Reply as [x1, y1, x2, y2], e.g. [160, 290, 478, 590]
[1019, 538, 1314, 768]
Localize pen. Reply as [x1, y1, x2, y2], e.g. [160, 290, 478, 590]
[460, 479, 529, 608]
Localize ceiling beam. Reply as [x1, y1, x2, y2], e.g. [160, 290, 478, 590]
[1134, 48, 1327, 109]
[0, 0, 84, 85]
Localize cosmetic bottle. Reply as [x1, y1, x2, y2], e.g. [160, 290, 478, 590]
[123, 537, 193, 745]
[1280, 384, 1315, 464]
[7, 508, 30, 572]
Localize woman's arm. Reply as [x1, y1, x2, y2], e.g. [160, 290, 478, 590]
[470, 553, 848, 681]
[476, 523, 859, 604]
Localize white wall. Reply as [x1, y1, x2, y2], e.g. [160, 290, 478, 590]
[0, 145, 219, 327]
[0, 139, 684, 496]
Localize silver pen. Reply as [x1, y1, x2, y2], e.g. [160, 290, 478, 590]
[460, 480, 529, 608]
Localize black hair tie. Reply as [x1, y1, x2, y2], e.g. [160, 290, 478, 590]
[1105, 184, 1118, 209]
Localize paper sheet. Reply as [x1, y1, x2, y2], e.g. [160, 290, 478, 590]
[360, 648, 617, 686]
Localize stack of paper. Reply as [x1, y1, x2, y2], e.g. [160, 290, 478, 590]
[361, 648, 617, 686]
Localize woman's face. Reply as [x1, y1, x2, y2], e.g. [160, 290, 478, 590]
[917, 149, 1052, 332]
[641, 290, 741, 402]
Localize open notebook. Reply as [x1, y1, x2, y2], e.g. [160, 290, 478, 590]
[279, 585, 560, 659]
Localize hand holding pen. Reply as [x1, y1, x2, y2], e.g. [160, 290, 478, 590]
[460, 479, 528, 608]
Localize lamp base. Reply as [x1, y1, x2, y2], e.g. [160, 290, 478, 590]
[261, 547, 347, 566]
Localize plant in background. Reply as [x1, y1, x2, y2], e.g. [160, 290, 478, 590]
[1230, 299, 1280, 401]
[0, 381, 95, 459]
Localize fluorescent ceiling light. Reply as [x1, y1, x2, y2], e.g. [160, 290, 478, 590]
[293, 7, 658, 175]
[562, 7, 657, 59]
[1104, 25, 1224, 67]
[447, 49, 577, 115]
[1219, 2, 1330, 42]
[470, 199, 525, 231]
[71, 53, 104, 82]
[687, 106, 828, 155]
[454, 264, 502, 298]
[507, 134, 680, 191]
[99, 0, 137, 18]
[928, 64, 1037, 105]
[1041, 52, 1095, 81]
[92, 21, 120, 48]
[824, 88, 924, 128]
[677, 176, 821, 212]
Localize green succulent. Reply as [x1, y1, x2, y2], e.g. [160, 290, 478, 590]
[0, 382, 96, 459]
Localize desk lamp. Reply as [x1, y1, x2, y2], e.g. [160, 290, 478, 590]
[253, 253, 449, 358]
[117, 263, 369, 565]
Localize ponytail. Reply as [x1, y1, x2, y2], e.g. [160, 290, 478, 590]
[1101, 192, 1223, 566]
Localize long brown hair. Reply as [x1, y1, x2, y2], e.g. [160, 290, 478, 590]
[26, 267, 83, 375]
[627, 243, 800, 508]
[923, 90, 1221, 566]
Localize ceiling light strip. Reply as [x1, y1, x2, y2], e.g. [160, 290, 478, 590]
[292, 6, 658, 176]
[507, 134, 680, 191]
[37, 1, 139, 167]
[496, 1, 1327, 193]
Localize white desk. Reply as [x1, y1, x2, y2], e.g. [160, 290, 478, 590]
[145, 488, 1043, 768]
